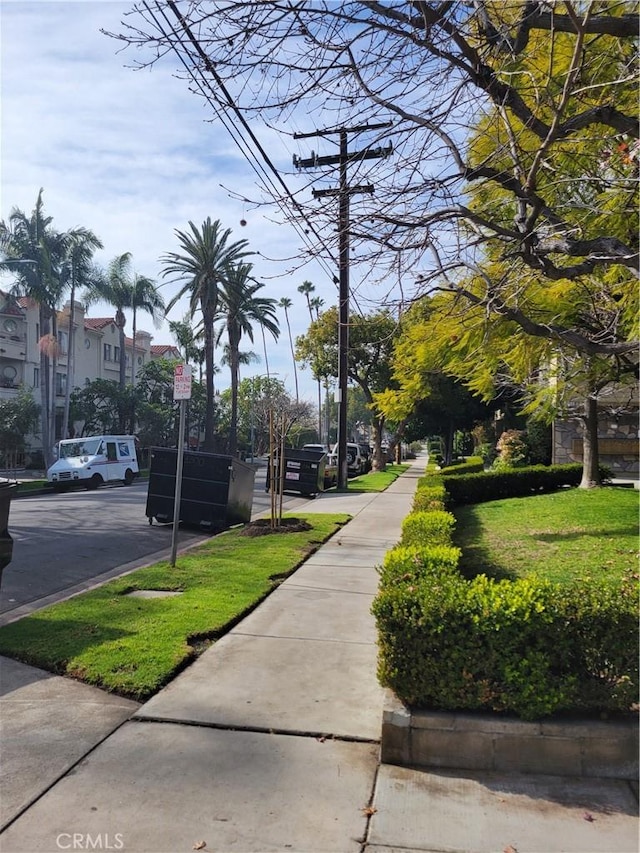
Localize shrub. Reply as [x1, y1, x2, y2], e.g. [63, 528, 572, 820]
[378, 544, 461, 587]
[412, 484, 447, 513]
[439, 456, 484, 476]
[493, 429, 529, 469]
[373, 463, 637, 720]
[401, 510, 455, 547]
[442, 464, 585, 505]
[373, 570, 638, 719]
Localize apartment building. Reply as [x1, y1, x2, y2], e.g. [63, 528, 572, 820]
[0, 290, 180, 451]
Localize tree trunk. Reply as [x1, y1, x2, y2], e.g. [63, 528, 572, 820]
[61, 277, 76, 440]
[228, 330, 240, 457]
[579, 394, 601, 488]
[39, 304, 52, 469]
[202, 310, 216, 452]
[371, 414, 387, 472]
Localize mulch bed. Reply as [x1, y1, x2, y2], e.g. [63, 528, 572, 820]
[240, 517, 313, 537]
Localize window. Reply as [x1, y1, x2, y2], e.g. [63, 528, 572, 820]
[114, 346, 120, 363]
[103, 343, 112, 361]
[33, 367, 39, 388]
[3, 319, 17, 334]
[84, 337, 91, 349]
[57, 330, 68, 355]
[55, 372, 67, 396]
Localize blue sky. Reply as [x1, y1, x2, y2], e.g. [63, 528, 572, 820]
[0, 1, 351, 402]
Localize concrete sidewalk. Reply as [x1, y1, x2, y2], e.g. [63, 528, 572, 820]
[1, 458, 637, 853]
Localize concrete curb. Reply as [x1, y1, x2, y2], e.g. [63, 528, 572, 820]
[381, 689, 639, 780]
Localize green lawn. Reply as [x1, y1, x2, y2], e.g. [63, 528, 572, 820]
[453, 487, 639, 585]
[0, 512, 348, 700]
[347, 463, 409, 491]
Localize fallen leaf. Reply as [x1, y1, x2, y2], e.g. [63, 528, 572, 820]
[193, 842, 207, 851]
[584, 812, 596, 822]
[361, 806, 377, 816]
[504, 846, 518, 853]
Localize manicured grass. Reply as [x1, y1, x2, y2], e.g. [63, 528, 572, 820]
[0, 512, 348, 700]
[453, 487, 639, 585]
[348, 464, 409, 492]
[15, 480, 49, 494]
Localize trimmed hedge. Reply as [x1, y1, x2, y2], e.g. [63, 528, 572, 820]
[438, 456, 484, 476]
[412, 484, 447, 513]
[401, 510, 455, 547]
[442, 463, 585, 505]
[373, 463, 639, 720]
[373, 569, 638, 720]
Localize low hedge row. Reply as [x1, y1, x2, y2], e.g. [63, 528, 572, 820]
[442, 463, 587, 505]
[437, 456, 484, 476]
[373, 466, 638, 720]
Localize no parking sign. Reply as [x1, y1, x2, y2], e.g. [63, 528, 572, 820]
[173, 364, 192, 400]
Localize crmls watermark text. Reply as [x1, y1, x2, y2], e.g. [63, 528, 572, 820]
[56, 833, 124, 850]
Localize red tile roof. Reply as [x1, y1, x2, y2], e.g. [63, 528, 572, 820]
[84, 318, 114, 331]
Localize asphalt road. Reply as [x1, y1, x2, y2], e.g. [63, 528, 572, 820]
[0, 467, 311, 624]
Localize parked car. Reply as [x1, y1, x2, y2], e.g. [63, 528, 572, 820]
[328, 442, 367, 476]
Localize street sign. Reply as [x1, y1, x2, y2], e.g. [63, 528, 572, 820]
[173, 364, 192, 400]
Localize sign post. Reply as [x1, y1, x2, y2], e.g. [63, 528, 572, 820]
[170, 364, 192, 567]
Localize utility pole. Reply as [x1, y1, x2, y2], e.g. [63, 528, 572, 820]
[294, 123, 392, 490]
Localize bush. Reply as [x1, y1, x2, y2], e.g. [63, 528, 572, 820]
[438, 456, 484, 476]
[378, 544, 461, 587]
[373, 570, 638, 719]
[412, 484, 447, 513]
[442, 464, 585, 505]
[373, 464, 638, 719]
[401, 510, 456, 547]
[493, 429, 529, 469]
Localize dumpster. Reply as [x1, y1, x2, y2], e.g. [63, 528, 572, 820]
[266, 448, 326, 497]
[0, 478, 17, 585]
[145, 448, 256, 530]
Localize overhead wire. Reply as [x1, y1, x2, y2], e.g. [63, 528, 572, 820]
[145, 0, 339, 286]
[142, 1, 375, 318]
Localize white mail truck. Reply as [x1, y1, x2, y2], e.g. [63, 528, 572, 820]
[47, 435, 139, 491]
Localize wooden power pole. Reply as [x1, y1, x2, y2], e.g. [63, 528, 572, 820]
[293, 123, 392, 490]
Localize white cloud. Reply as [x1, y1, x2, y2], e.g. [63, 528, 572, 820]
[1, 1, 340, 402]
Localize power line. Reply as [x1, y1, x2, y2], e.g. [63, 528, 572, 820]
[147, 1, 339, 284]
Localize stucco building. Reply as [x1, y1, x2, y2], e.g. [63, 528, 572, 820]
[0, 290, 180, 460]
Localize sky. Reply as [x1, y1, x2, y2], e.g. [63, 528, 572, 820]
[0, 0, 362, 403]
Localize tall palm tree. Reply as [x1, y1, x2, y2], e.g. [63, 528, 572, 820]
[85, 252, 133, 390]
[219, 262, 279, 456]
[0, 189, 67, 466]
[60, 227, 103, 440]
[309, 296, 325, 320]
[278, 296, 299, 402]
[298, 280, 323, 440]
[162, 218, 252, 452]
[130, 273, 165, 387]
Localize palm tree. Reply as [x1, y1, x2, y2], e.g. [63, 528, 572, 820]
[309, 296, 325, 320]
[298, 280, 323, 440]
[219, 261, 279, 456]
[130, 273, 165, 387]
[163, 218, 252, 451]
[278, 296, 299, 402]
[60, 227, 103, 440]
[169, 315, 205, 381]
[85, 252, 133, 390]
[0, 190, 67, 466]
